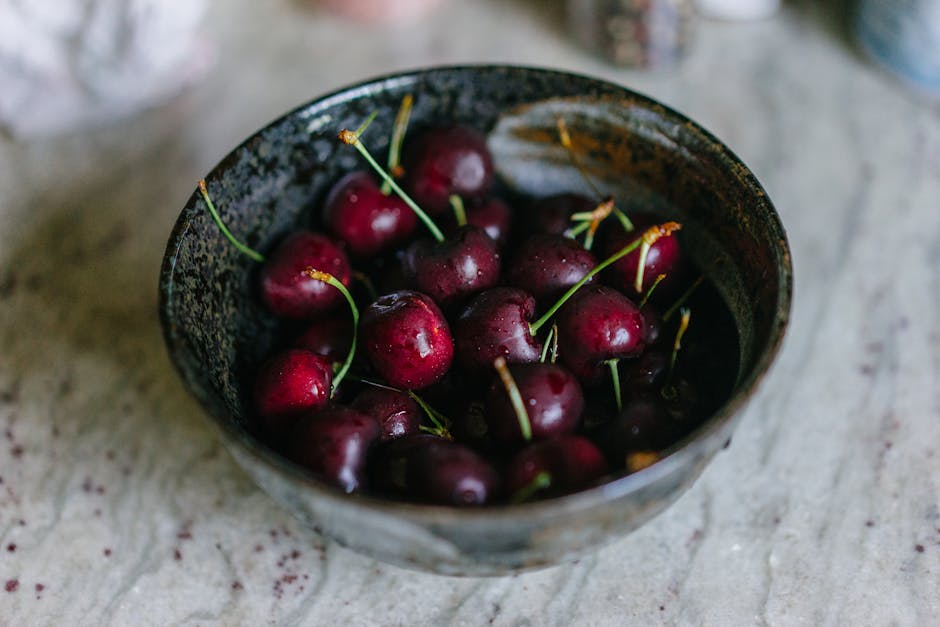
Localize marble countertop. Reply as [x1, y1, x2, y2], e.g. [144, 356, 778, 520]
[2, 1, 938, 624]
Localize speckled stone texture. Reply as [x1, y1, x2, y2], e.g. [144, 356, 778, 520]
[1, 0, 939, 624]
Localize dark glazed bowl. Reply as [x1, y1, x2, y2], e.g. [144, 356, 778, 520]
[159, 65, 791, 576]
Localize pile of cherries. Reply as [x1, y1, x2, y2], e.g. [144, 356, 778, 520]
[202, 101, 735, 507]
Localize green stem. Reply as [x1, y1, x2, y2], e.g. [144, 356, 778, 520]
[449, 194, 467, 227]
[493, 357, 532, 442]
[639, 273, 666, 308]
[303, 269, 357, 395]
[563, 220, 591, 239]
[667, 308, 691, 386]
[511, 471, 552, 504]
[539, 325, 556, 363]
[409, 391, 452, 439]
[613, 207, 634, 232]
[340, 123, 445, 243]
[634, 240, 651, 293]
[382, 94, 413, 195]
[607, 359, 622, 413]
[662, 274, 706, 322]
[198, 180, 265, 263]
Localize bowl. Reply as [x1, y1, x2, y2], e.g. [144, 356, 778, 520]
[159, 65, 791, 576]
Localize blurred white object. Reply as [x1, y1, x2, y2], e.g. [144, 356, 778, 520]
[0, 0, 211, 138]
[695, 0, 779, 20]
[856, 0, 940, 96]
[317, 0, 446, 23]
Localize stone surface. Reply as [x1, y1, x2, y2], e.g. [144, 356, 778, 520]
[1, 0, 938, 625]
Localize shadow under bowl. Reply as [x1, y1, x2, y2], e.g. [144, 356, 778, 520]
[159, 65, 791, 576]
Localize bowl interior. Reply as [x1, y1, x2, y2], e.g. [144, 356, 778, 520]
[159, 65, 791, 574]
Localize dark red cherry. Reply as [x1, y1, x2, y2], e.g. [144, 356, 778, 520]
[526, 193, 595, 235]
[485, 362, 584, 448]
[506, 435, 608, 500]
[458, 197, 512, 246]
[350, 387, 421, 440]
[406, 438, 501, 506]
[402, 125, 494, 214]
[259, 230, 352, 319]
[402, 225, 501, 307]
[254, 349, 332, 435]
[454, 287, 543, 374]
[366, 433, 441, 497]
[293, 316, 353, 364]
[506, 234, 597, 305]
[593, 398, 689, 469]
[556, 285, 646, 380]
[289, 405, 381, 493]
[623, 350, 670, 393]
[640, 303, 664, 346]
[359, 290, 454, 389]
[322, 171, 418, 258]
[604, 214, 682, 295]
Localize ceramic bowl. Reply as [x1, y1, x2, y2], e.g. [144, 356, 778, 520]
[159, 65, 791, 576]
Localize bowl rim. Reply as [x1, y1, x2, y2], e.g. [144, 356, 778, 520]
[159, 62, 793, 525]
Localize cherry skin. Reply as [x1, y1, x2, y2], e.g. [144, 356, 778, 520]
[592, 398, 690, 469]
[350, 387, 421, 440]
[259, 230, 352, 319]
[322, 170, 418, 258]
[444, 197, 512, 246]
[254, 349, 333, 435]
[603, 214, 682, 295]
[288, 405, 381, 493]
[401, 225, 501, 308]
[485, 362, 584, 448]
[359, 290, 454, 390]
[506, 233, 597, 305]
[506, 435, 608, 500]
[454, 287, 543, 374]
[292, 316, 353, 364]
[402, 125, 494, 214]
[405, 437, 501, 506]
[556, 285, 646, 381]
[366, 433, 441, 497]
[525, 193, 595, 235]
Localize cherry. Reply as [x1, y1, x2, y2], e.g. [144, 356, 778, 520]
[506, 435, 607, 501]
[445, 196, 512, 247]
[556, 285, 646, 380]
[289, 405, 381, 493]
[604, 214, 682, 295]
[525, 193, 596, 235]
[359, 290, 454, 389]
[506, 234, 597, 305]
[350, 387, 421, 440]
[454, 287, 543, 374]
[259, 231, 352, 319]
[405, 437, 501, 505]
[592, 398, 690, 469]
[253, 349, 333, 435]
[485, 361, 584, 448]
[402, 125, 494, 214]
[366, 433, 440, 496]
[623, 350, 670, 393]
[293, 316, 353, 364]
[322, 171, 417, 258]
[401, 225, 501, 307]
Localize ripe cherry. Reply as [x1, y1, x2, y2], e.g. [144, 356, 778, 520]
[454, 287, 543, 374]
[405, 437, 501, 505]
[556, 285, 646, 381]
[289, 405, 381, 493]
[402, 225, 501, 307]
[293, 316, 353, 364]
[322, 171, 417, 258]
[507, 234, 597, 305]
[506, 435, 608, 501]
[444, 196, 513, 247]
[526, 193, 596, 235]
[253, 349, 333, 435]
[402, 125, 494, 214]
[259, 231, 352, 319]
[604, 214, 683, 295]
[592, 398, 691, 469]
[485, 361, 584, 448]
[350, 387, 421, 440]
[359, 290, 454, 389]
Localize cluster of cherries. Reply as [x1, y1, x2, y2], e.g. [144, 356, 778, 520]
[202, 99, 716, 507]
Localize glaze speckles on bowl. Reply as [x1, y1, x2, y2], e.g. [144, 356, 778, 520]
[159, 65, 791, 576]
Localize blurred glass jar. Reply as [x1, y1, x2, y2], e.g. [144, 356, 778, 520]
[855, 0, 940, 96]
[567, 0, 695, 68]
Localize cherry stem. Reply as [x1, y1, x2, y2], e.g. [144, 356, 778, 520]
[346, 374, 452, 439]
[549, 323, 559, 363]
[382, 94, 413, 195]
[667, 307, 691, 385]
[340, 121, 445, 243]
[639, 274, 667, 308]
[493, 356, 532, 442]
[663, 274, 706, 322]
[539, 324, 556, 363]
[449, 194, 467, 227]
[198, 180, 266, 263]
[606, 359, 622, 413]
[303, 269, 357, 395]
[626, 451, 660, 473]
[564, 220, 591, 239]
[613, 207, 634, 232]
[511, 471, 552, 504]
[528, 221, 682, 336]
